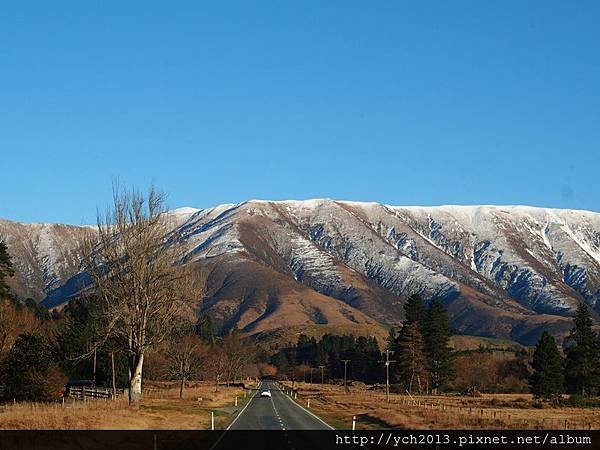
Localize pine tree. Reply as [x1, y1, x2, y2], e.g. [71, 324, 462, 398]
[564, 303, 600, 396]
[0, 240, 14, 297]
[404, 293, 425, 326]
[529, 331, 564, 400]
[397, 322, 428, 393]
[388, 293, 425, 383]
[423, 299, 454, 392]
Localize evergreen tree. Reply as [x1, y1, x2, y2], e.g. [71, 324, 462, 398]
[386, 328, 397, 352]
[564, 303, 600, 396]
[404, 293, 425, 326]
[529, 331, 564, 400]
[57, 296, 128, 387]
[3, 332, 65, 401]
[386, 294, 425, 382]
[423, 299, 454, 392]
[296, 334, 317, 365]
[271, 351, 289, 374]
[396, 322, 428, 393]
[352, 336, 382, 384]
[0, 240, 14, 297]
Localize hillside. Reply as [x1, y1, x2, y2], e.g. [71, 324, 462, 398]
[2, 200, 600, 345]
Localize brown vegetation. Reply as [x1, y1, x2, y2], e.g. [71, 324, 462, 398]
[0, 382, 252, 429]
[282, 382, 600, 430]
[449, 352, 530, 393]
[0, 298, 39, 358]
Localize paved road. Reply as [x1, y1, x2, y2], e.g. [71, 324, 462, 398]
[228, 380, 333, 430]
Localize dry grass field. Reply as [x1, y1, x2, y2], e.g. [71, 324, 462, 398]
[281, 382, 600, 430]
[0, 381, 255, 430]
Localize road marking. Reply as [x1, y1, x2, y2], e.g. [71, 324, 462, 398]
[226, 380, 261, 431]
[206, 381, 262, 450]
[280, 388, 335, 430]
[269, 386, 286, 429]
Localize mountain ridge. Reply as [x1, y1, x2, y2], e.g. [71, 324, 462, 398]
[2, 200, 600, 346]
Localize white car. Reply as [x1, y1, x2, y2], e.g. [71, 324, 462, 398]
[260, 390, 271, 398]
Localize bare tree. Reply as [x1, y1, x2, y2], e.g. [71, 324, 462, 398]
[0, 298, 38, 359]
[168, 334, 206, 399]
[82, 185, 203, 404]
[205, 331, 256, 391]
[207, 346, 229, 392]
[221, 329, 255, 385]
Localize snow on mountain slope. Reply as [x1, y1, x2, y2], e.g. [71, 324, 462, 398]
[3, 200, 599, 345]
[0, 219, 93, 300]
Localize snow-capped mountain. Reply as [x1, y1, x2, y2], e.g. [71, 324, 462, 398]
[3, 200, 600, 345]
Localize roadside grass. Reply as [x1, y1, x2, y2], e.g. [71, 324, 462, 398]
[281, 382, 600, 430]
[0, 381, 256, 430]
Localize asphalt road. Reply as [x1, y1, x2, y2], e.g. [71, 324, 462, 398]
[227, 380, 333, 430]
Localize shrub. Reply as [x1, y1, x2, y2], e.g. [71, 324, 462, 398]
[2, 332, 66, 401]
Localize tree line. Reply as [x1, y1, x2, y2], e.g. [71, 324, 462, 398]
[270, 333, 383, 383]
[530, 302, 600, 401]
[269, 294, 455, 392]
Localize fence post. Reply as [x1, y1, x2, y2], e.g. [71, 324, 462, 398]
[211, 411, 215, 430]
[352, 415, 356, 431]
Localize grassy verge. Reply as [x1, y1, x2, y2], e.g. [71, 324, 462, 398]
[280, 382, 600, 430]
[0, 381, 256, 430]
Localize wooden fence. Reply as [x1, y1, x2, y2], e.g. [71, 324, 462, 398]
[66, 386, 114, 401]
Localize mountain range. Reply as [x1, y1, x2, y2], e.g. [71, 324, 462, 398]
[2, 200, 600, 346]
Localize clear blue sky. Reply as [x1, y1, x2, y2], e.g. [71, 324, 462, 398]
[1, 1, 599, 224]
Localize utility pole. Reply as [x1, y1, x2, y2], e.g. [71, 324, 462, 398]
[319, 365, 325, 384]
[92, 346, 97, 386]
[379, 350, 396, 403]
[341, 360, 351, 390]
[111, 351, 116, 399]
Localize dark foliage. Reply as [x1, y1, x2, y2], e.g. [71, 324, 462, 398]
[529, 331, 564, 399]
[271, 333, 382, 384]
[0, 240, 14, 298]
[2, 332, 66, 401]
[564, 303, 600, 396]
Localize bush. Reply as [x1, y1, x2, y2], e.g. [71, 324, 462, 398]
[556, 394, 600, 408]
[449, 352, 530, 393]
[2, 332, 66, 401]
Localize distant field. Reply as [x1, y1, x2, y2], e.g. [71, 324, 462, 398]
[0, 381, 253, 430]
[281, 382, 600, 430]
[449, 335, 525, 352]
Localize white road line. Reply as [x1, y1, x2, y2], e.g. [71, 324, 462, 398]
[207, 381, 262, 450]
[226, 381, 262, 431]
[280, 389, 335, 430]
[269, 387, 286, 429]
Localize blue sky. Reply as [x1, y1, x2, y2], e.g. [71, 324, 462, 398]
[1, 1, 599, 224]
